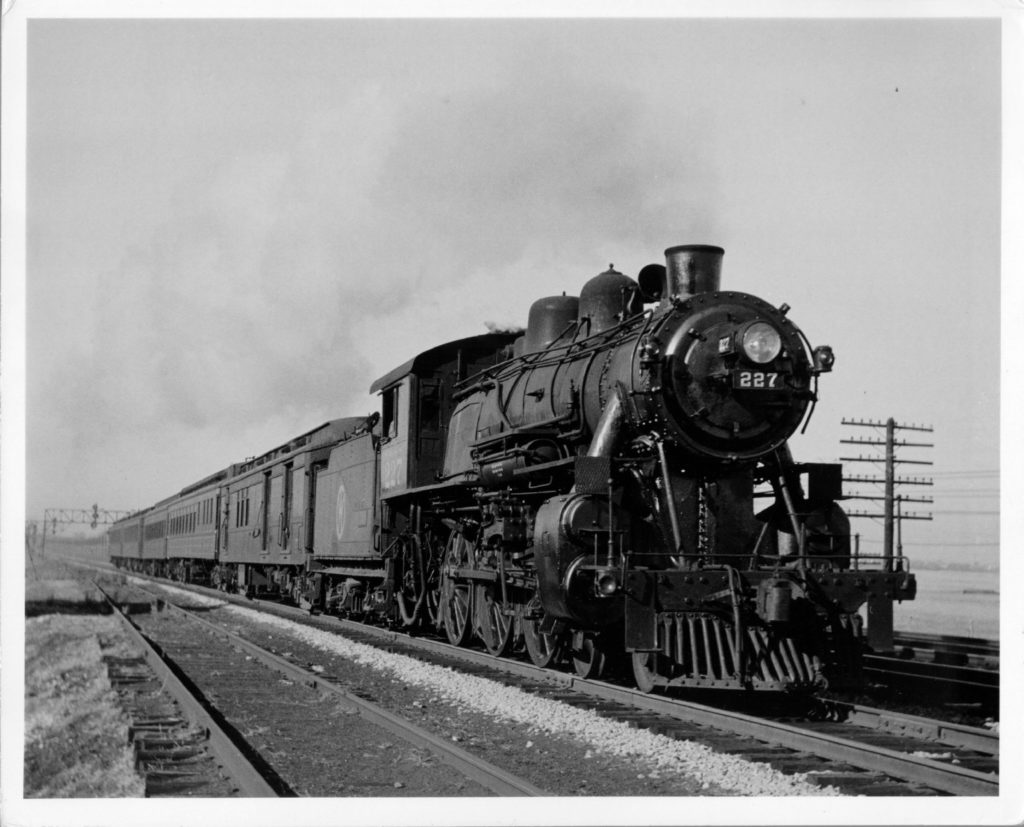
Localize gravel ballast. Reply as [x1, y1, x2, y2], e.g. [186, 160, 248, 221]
[150, 584, 838, 797]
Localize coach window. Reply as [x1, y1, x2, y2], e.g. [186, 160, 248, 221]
[382, 385, 400, 440]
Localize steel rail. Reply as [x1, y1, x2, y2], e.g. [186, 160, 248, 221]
[863, 651, 999, 716]
[237, 594, 998, 795]
[893, 632, 999, 660]
[100, 567, 1000, 796]
[865, 654, 999, 691]
[568, 677, 998, 796]
[93, 582, 281, 797]
[825, 702, 997, 755]
[301, 611, 999, 753]
[133, 584, 546, 797]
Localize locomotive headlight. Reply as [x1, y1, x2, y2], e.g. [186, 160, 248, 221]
[741, 322, 782, 364]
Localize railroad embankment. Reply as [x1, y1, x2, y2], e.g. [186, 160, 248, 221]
[24, 555, 145, 797]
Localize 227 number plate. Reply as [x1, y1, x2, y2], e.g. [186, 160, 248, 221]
[732, 370, 782, 390]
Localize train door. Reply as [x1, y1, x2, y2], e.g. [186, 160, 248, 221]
[220, 491, 230, 556]
[282, 463, 293, 549]
[307, 463, 325, 554]
[268, 472, 283, 551]
[287, 462, 305, 551]
[261, 471, 272, 551]
[214, 492, 223, 557]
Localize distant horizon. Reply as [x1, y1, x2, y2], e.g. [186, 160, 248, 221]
[32, 532, 1002, 574]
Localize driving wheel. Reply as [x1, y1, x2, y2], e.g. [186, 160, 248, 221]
[571, 631, 606, 679]
[439, 531, 474, 646]
[522, 598, 564, 668]
[473, 583, 514, 657]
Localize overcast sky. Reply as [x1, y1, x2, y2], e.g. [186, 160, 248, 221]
[16, 11, 1006, 572]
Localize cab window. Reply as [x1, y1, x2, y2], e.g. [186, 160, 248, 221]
[382, 386, 400, 439]
[419, 381, 441, 432]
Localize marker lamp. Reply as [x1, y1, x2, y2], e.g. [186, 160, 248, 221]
[813, 345, 835, 373]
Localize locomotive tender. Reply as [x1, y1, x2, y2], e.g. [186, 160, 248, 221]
[110, 244, 916, 693]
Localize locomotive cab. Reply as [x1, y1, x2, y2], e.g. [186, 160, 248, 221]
[370, 332, 519, 497]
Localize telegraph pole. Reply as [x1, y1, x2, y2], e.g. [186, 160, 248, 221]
[840, 418, 934, 570]
[884, 418, 895, 561]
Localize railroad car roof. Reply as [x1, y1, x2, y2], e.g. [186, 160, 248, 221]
[370, 332, 519, 393]
[230, 416, 375, 476]
[110, 502, 163, 526]
[112, 416, 376, 524]
[179, 467, 231, 497]
[110, 512, 143, 527]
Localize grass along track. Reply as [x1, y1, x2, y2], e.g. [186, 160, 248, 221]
[94, 581, 288, 797]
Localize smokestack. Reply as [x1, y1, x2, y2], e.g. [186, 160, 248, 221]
[637, 244, 725, 306]
[664, 244, 723, 302]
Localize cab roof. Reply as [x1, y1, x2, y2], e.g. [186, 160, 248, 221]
[369, 332, 518, 394]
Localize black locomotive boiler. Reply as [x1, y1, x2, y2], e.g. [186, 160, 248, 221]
[110, 243, 916, 694]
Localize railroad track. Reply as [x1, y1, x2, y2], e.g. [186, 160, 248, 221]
[328, 616, 998, 795]
[863, 654, 999, 712]
[893, 632, 1000, 663]
[67, 558, 999, 796]
[94, 582, 284, 797]
[863, 632, 1000, 713]
[113, 570, 997, 797]
[101, 578, 543, 797]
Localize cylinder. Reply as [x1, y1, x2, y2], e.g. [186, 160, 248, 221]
[664, 244, 724, 303]
[522, 295, 579, 353]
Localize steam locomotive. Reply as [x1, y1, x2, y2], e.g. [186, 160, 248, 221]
[109, 244, 916, 693]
